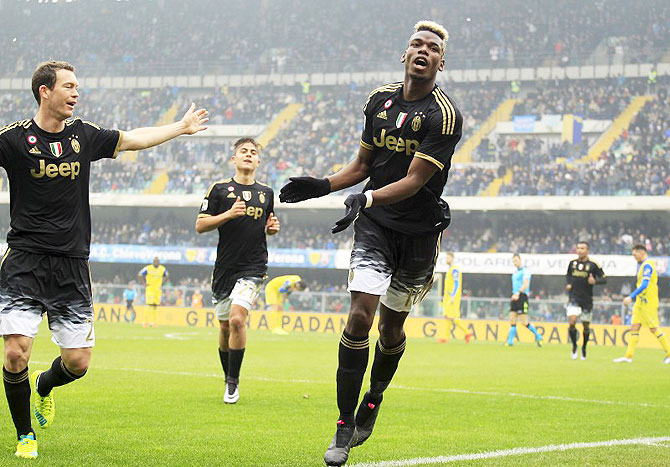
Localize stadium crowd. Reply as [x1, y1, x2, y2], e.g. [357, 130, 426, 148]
[81, 214, 670, 257]
[2, 0, 669, 77]
[499, 92, 670, 196]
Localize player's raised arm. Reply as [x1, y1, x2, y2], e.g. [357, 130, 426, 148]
[279, 145, 373, 203]
[118, 103, 208, 152]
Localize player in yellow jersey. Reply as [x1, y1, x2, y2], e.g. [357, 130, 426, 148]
[438, 252, 472, 343]
[264, 275, 306, 334]
[138, 257, 168, 327]
[614, 244, 670, 364]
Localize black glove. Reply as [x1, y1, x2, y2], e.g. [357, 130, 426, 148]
[331, 193, 367, 234]
[279, 177, 331, 203]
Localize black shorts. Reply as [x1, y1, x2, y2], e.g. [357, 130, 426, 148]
[510, 293, 529, 313]
[0, 248, 94, 346]
[348, 213, 440, 312]
[126, 299, 134, 307]
[568, 300, 593, 314]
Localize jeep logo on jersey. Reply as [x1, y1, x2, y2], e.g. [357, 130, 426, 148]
[373, 129, 420, 156]
[49, 142, 63, 157]
[30, 160, 80, 180]
[246, 206, 264, 219]
[242, 191, 252, 201]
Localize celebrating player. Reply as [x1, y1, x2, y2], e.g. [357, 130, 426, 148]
[280, 21, 461, 466]
[505, 253, 543, 347]
[264, 275, 306, 335]
[614, 244, 670, 364]
[138, 257, 168, 327]
[565, 241, 606, 360]
[438, 251, 472, 343]
[195, 138, 279, 404]
[0, 60, 208, 459]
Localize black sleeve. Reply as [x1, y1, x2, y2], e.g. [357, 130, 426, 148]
[82, 121, 122, 162]
[359, 93, 376, 151]
[198, 184, 222, 218]
[0, 125, 15, 170]
[267, 188, 275, 220]
[413, 109, 462, 171]
[593, 262, 607, 284]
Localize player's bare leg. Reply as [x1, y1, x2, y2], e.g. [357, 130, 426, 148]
[324, 292, 378, 466]
[354, 304, 408, 447]
[225, 305, 248, 403]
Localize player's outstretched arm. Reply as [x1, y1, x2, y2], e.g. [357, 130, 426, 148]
[279, 146, 373, 203]
[331, 157, 438, 233]
[119, 103, 208, 152]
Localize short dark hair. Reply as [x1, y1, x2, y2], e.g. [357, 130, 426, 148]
[577, 241, 590, 249]
[31, 60, 75, 105]
[294, 280, 306, 291]
[233, 137, 261, 154]
[632, 243, 647, 252]
[512, 253, 521, 259]
[446, 251, 455, 256]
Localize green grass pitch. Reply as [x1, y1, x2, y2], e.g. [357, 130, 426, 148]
[1, 321, 668, 466]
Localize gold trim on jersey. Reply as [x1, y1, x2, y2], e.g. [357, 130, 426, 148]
[197, 213, 212, 218]
[112, 130, 124, 159]
[414, 151, 444, 170]
[82, 120, 102, 130]
[0, 248, 11, 269]
[205, 178, 233, 198]
[434, 88, 457, 135]
[0, 120, 31, 137]
[363, 82, 403, 112]
[359, 139, 373, 151]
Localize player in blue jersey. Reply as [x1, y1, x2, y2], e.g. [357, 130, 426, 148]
[505, 253, 543, 346]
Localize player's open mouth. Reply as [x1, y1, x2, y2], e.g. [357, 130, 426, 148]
[414, 57, 429, 69]
[66, 101, 76, 109]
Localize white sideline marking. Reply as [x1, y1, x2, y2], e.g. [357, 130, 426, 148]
[391, 384, 663, 408]
[163, 332, 202, 340]
[29, 362, 666, 408]
[348, 436, 670, 467]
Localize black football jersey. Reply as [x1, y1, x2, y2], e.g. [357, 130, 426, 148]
[0, 118, 121, 257]
[566, 257, 606, 306]
[198, 178, 274, 275]
[359, 82, 462, 235]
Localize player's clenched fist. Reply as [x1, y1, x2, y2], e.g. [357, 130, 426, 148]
[265, 214, 281, 235]
[227, 197, 246, 219]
